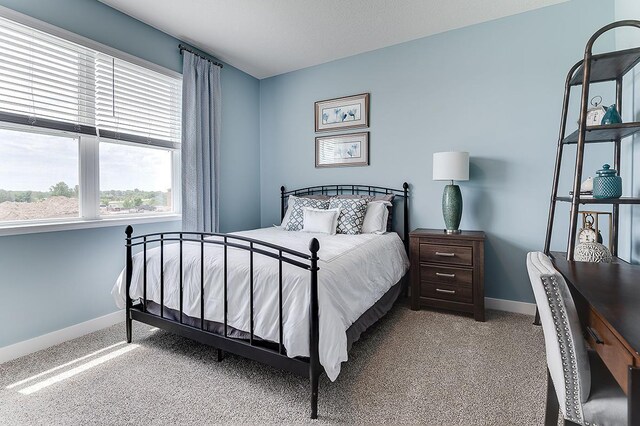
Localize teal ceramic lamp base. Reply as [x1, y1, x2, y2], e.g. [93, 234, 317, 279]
[442, 184, 463, 234]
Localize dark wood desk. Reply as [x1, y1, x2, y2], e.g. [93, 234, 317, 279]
[551, 252, 640, 425]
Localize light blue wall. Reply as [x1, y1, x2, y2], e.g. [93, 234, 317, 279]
[259, 0, 617, 303]
[0, 222, 180, 347]
[0, 0, 260, 347]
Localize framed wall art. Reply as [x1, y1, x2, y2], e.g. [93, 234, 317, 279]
[315, 132, 369, 168]
[314, 93, 369, 132]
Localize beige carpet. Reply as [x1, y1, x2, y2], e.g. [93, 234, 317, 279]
[0, 304, 547, 425]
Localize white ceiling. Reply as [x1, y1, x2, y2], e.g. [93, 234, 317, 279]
[99, 0, 567, 79]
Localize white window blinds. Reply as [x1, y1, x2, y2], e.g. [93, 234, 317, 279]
[0, 16, 96, 134]
[0, 15, 181, 147]
[96, 54, 181, 149]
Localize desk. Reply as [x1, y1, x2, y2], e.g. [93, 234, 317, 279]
[551, 252, 640, 425]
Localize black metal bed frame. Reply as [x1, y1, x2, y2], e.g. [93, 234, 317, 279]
[281, 183, 410, 252]
[124, 182, 409, 419]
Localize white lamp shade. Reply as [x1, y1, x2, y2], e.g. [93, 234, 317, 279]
[433, 151, 469, 181]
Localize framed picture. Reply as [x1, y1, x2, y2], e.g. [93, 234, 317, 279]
[314, 93, 369, 132]
[315, 132, 369, 168]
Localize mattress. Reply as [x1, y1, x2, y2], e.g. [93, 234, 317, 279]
[112, 227, 409, 381]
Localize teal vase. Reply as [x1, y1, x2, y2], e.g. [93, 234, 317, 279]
[442, 184, 462, 233]
[601, 105, 622, 125]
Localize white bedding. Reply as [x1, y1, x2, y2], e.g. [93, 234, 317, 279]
[112, 227, 409, 381]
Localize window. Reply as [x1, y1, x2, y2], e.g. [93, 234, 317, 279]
[99, 141, 173, 216]
[0, 13, 181, 230]
[0, 127, 79, 222]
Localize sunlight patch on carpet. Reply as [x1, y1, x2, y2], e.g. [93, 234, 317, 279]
[17, 344, 139, 395]
[6, 342, 127, 390]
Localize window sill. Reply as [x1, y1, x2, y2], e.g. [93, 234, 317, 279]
[0, 214, 182, 237]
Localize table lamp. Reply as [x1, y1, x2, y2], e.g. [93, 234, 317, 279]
[433, 151, 469, 234]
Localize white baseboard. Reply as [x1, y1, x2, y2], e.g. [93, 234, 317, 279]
[485, 297, 536, 316]
[0, 298, 536, 364]
[0, 310, 124, 365]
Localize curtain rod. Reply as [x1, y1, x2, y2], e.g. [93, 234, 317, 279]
[178, 44, 223, 68]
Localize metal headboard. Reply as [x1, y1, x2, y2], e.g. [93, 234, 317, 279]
[280, 183, 410, 251]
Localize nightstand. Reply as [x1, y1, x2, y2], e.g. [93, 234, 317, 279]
[409, 228, 485, 321]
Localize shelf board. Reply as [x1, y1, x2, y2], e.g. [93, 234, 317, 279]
[549, 251, 630, 265]
[556, 196, 640, 205]
[569, 46, 640, 86]
[563, 122, 640, 144]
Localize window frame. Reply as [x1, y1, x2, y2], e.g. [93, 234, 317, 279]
[0, 122, 181, 236]
[0, 6, 182, 236]
[96, 137, 181, 220]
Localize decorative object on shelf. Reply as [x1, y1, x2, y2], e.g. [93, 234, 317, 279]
[314, 93, 369, 132]
[433, 151, 469, 234]
[570, 176, 594, 196]
[578, 213, 603, 244]
[580, 176, 593, 193]
[574, 241, 612, 263]
[315, 132, 369, 168]
[585, 96, 607, 127]
[578, 210, 612, 249]
[601, 105, 622, 125]
[593, 164, 622, 199]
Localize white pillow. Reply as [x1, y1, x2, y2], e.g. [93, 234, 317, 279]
[361, 201, 391, 234]
[302, 207, 340, 234]
[280, 195, 331, 229]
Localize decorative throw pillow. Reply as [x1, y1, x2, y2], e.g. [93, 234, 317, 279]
[361, 201, 392, 234]
[284, 196, 330, 231]
[302, 207, 340, 234]
[332, 194, 395, 231]
[328, 198, 369, 235]
[281, 195, 331, 227]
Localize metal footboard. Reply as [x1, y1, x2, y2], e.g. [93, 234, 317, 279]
[124, 226, 321, 418]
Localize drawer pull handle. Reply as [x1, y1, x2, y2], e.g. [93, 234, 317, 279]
[587, 326, 604, 345]
[436, 288, 456, 294]
[435, 252, 455, 257]
[435, 272, 456, 278]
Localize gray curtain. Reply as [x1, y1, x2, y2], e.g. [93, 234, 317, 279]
[181, 51, 221, 232]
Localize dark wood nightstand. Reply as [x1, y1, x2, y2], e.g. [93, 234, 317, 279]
[409, 228, 485, 321]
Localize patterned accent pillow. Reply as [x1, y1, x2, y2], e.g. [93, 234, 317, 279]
[284, 196, 330, 231]
[330, 194, 395, 231]
[328, 198, 369, 235]
[281, 195, 331, 227]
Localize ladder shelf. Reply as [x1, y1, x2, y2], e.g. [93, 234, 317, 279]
[544, 20, 640, 261]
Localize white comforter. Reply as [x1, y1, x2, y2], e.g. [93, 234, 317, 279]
[112, 227, 409, 381]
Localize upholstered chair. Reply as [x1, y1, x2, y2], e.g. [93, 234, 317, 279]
[526, 251, 627, 426]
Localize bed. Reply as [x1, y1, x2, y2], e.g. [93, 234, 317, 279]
[112, 183, 410, 419]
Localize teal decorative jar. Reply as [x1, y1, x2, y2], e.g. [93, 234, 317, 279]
[592, 164, 622, 199]
[601, 105, 622, 125]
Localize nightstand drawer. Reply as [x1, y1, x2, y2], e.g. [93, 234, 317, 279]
[420, 282, 473, 303]
[419, 243, 472, 266]
[420, 264, 472, 287]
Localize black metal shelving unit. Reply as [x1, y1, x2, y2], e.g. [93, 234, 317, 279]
[544, 20, 640, 261]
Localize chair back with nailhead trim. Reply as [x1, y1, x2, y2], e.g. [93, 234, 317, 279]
[527, 252, 591, 425]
